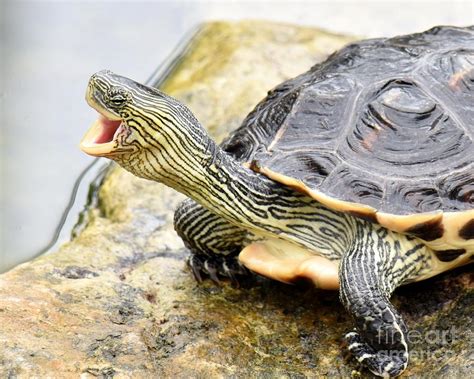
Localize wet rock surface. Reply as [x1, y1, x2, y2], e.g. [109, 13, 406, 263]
[0, 21, 472, 378]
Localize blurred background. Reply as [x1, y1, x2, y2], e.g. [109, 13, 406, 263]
[1, 0, 472, 272]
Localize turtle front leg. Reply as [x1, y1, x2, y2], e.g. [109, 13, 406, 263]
[174, 198, 251, 284]
[339, 222, 432, 378]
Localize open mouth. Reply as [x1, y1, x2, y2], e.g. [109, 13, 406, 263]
[80, 114, 125, 157]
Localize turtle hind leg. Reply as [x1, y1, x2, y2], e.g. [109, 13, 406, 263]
[174, 198, 252, 285]
[339, 222, 432, 378]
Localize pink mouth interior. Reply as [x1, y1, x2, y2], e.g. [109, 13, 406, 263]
[94, 116, 122, 144]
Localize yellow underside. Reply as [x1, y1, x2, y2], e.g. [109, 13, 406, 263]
[238, 236, 473, 290]
[239, 238, 340, 290]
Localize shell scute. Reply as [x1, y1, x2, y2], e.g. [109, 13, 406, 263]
[254, 149, 341, 189]
[222, 26, 474, 246]
[320, 165, 384, 210]
[383, 180, 443, 215]
[272, 75, 357, 151]
[438, 170, 474, 211]
[337, 79, 471, 180]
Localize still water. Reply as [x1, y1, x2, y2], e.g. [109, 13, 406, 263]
[1, 1, 471, 272]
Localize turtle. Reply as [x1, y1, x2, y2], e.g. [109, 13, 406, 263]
[80, 25, 474, 377]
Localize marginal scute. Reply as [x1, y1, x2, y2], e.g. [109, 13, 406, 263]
[254, 150, 340, 189]
[434, 249, 467, 262]
[258, 166, 377, 218]
[375, 211, 443, 235]
[459, 219, 474, 240]
[405, 217, 445, 241]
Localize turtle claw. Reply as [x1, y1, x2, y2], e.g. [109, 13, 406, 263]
[224, 269, 240, 287]
[186, 253, 251, 286]
[344, 330, 408, 378]
[204, 261, 221, 285]
[187, 254, 204, 283]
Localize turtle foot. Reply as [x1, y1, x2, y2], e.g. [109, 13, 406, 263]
[345, 330, 408, 378]
[186, 253, 251, 286]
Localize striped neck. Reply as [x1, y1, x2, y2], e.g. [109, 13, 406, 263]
[117, 114, 355, 258]
[82, 71, 355, 258]
[82, 70, 355, 258]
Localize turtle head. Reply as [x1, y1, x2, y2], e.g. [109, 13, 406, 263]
[80, 70, 208, 180]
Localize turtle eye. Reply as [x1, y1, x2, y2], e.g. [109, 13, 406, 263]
[107, 87, 129, 107]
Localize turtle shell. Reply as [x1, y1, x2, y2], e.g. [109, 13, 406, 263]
[221, 26, 474, 251]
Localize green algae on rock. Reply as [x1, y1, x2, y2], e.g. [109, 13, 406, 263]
[0, 21, 472, 378]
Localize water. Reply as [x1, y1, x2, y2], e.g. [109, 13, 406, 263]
[1, 0, 471, 272]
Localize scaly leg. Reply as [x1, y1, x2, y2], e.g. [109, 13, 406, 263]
[174, 198, 251, 284]
[339, 222, 432, 378]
